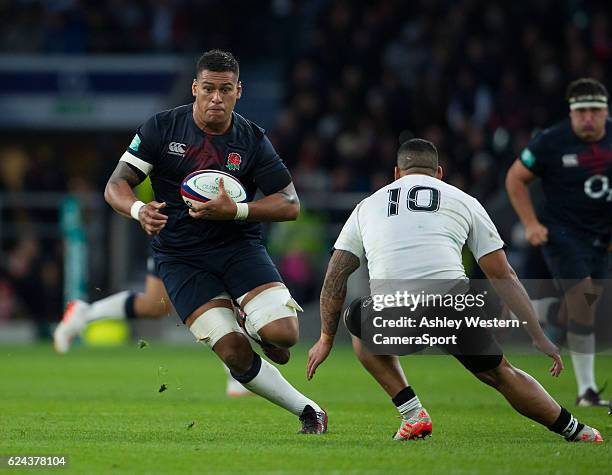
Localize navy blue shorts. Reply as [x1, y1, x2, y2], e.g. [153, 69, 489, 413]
[541, 224, 609, 290]
[154, 242, 283, 322]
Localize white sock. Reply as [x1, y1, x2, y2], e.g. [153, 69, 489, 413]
[397, 396, 422, 418]
[243, 357, 322, 416]
[567, 332, 597, 394]
[86, 291, 131, 322]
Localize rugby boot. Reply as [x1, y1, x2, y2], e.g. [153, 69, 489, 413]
[53, 300, 89, 354]
[393, 408, 433, 440]
[298, 405, 328, 434]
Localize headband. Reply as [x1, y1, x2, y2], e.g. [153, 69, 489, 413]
[568, 94, 608, 110]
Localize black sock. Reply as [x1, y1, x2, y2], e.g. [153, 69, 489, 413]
[229, 352, 262, 384]
[124, 292, 137, 320]
[392, 386, 416, 407]
[548, 407, 584, 440]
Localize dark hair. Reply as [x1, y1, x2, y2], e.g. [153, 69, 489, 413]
[397, 138, 438, 173]
[196, 49, 239, 78]
[566, 78, 608, 102]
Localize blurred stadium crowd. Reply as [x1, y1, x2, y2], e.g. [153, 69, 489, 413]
[0, 0, 611, 330]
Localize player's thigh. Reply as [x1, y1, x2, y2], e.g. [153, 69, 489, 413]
[141, 253, 171, 312]
[541, 228, 596, 290]
[440, 306, 504, 374]
[155, 256, 227, 324]
[143, 274, 169, 301]
[540, 233, 606, 325]
[136, 274, 172, 317]
[223, 243, 285, 300]
[342, 295, 427, 355]
[224, 244, 302, 336]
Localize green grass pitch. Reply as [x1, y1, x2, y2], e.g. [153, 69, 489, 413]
[1, 343, 610, 474]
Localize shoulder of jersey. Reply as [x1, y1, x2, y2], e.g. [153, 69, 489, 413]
[144, 105, 187, 131]
[233, 112, 265, 138]
[152, 104, 192, 122]
[366, 176, 439, 198]
[420, 177, 477, 207]
[366, 180, 397, 201]
[538, 119, 572, 143]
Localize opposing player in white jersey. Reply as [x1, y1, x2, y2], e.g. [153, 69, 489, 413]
[307, 139, 602, 443]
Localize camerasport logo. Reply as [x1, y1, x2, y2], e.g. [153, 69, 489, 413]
[168, 142, 187, 156]
[226, 152, 242, 171]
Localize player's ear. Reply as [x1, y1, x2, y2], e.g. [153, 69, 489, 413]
[436, 166, 444, 180]
[236, 81, 242, 99]
[192, 79, 198, 97]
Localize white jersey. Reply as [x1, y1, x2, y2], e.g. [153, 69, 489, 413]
[334, 174, 504, 280]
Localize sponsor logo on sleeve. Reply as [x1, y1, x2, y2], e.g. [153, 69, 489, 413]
[520, 148, 536, 168]
[129, 134, 141, 152]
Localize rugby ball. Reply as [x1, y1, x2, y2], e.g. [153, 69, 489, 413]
[180, 169, 247, 208]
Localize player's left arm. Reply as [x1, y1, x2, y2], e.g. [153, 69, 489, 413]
[242, 181, 300, 221]
[188, 178, 299, 221]
[307, 249, 360, 380]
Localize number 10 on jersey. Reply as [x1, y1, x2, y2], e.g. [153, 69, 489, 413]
[388, 186, 441, 216]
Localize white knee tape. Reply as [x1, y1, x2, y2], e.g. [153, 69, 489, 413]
[238, 286, 303, 334]
[189, 305, 241, 348]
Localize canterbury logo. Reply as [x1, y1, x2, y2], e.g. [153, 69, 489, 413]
[168, 142, 187, 155]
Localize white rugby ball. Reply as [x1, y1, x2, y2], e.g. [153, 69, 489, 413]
[180, 169, 247, 208]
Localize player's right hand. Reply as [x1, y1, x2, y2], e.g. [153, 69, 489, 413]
[525, 221, 548, 246]
[188, 178, 237, 221]
[532, 334, 564, 377]
[306, 337, 334, 380]
[138, 201, 168, 236]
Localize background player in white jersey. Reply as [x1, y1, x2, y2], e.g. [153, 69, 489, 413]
[506, 78, 612, 407]
[307, 139, 602, 442]
[53, 251, 250, 397]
